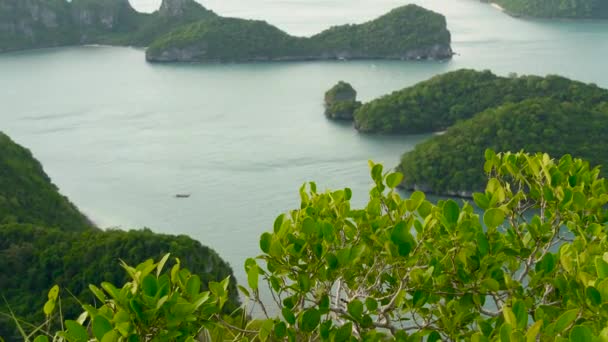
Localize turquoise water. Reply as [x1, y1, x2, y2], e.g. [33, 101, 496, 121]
[1, 0, 607, 286]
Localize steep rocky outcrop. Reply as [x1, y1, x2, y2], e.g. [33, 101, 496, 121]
[0, 0, 214, 51]
[324, 81, 361, 120]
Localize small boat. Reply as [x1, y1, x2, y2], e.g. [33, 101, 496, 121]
[175, 194, 191, 198]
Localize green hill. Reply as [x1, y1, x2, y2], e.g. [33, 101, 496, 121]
[353, 69, 608, 134]
[145, 4, 453, 62]
[0, 132, 239, 341]
[0, 132, 91, 231]
[0, 225, 239, 341]
[397, 99, 608, 195]
[487, 0, 608, 18]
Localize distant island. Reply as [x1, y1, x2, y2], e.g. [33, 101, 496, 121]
[322, 70, 608, 196]
[0, 132, 239, 339]
[0, 0, 454, 62]
[146, 4, 453, 63]
[352, 69, 608, 134]
[482, 0, 608, 18]
[398, 98, 608, 196]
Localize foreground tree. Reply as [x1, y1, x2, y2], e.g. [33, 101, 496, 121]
[21, 150, 608, 341]
[243, 150, 608, 341]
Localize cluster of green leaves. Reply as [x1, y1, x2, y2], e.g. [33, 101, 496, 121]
[324, 81, 361, 120]
[145, 4, 452, 62]
[0, 226, 240, 341]
[397, 98, 608, 195]
[0, 132, 90, 231]
[0, 0, 215, 52]
[28, 254, 237, 342]
[354, 69, 608, 133]
[488, 0, 608, 18]
[238, 151, 608, 341]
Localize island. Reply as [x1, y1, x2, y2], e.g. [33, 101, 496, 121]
[145, 4, 453, 62]
[324, 81, 361, 120]
[482, 0, 608, 18]
[353, 69, 608, 134]
[0, 131, 239, 339]
[397, 99, 608, 196]
[0, 0, 453, 63]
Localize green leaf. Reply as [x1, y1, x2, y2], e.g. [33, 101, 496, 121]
[512, 301, 527, 330]
[484, 208, 505, 228]
[429, 331, 443, 342]
[473, 193, 490, 210]
[569, 325, 594, 342]
[47, 285, 59, 301]
[89, 284, 106, 302]
[471, 332, 489, 342]
[586, 287, 602, 306]
[260, 232, 272, 254]
[33, 336, 49, 342]
[302, 217, 317, 235]
[334, 322, 352, 342]
[596, 257, 608, 279]
[443, 200, 460, 225]
[273, 214, 285, 233]
[503, 307, 517, 327]
[282, 307, 296, 325]
[156, 253, 170, 277]
[65, 320, 88, 342]
[259, 319, 274, 342]
[371, 164, 383, 183]
[554, 309, 578, 332]
[365, 298, 378, 311]
[477, 232, 489, 256]
[525, 321, 542, 342]
[301, 308, 321, 333]
[500, 323, 512, 342]
[482, 278, 500, 292]
[92, 315, 113, 341]
[386, 172, 404, 189]
[186, 275, 202, 298]
[101, 330, 120, 342]
[43, 299, 56, 317]
[274, 321, 287, 339]
[347, 299, 364, 319]
[247, 263, 259, 290]
[142, 274, 158, 297]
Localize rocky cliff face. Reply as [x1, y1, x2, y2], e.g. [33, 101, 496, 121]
[324, 81, 362, 120]
[0, 0, 73, 51]
[159, 0, 190, 17]
[70, 0, 139, 31]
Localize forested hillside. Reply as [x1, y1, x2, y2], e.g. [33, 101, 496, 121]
[0, 132, 91, 231]
[353, 69, 608, 134]
[397, 99, 608, 195]
[145, 4, 453, 62]
[0, 133, 239, 341]
[489, 0, 608, 18]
